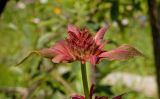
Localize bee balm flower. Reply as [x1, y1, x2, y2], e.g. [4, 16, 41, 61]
[39, 24, 141, 65]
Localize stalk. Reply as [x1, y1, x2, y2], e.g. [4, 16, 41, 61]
[81, 63, 90, 99]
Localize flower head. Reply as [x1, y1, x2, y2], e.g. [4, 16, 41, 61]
[53, 7, 62, 15]
[39, 24, 141, 65]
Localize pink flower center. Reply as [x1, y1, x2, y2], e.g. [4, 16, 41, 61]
[66, 28, 99, 61]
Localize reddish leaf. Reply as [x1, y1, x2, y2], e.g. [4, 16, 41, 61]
[95, 96, 108, 99]
[112, 93, 125, 99]
[90, 84, 95, 99]
[99, 44, 142, 60]
[39, 48, 56, 58]
[71, 94, 85, 99]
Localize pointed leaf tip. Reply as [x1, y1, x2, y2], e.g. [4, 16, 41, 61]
[112, 93, 126, 99]
[16, 51, 39, 66]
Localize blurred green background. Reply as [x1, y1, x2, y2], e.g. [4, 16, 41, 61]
[0, 0, 159, 99]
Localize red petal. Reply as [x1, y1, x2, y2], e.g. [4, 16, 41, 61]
[53, 40, 70, 55]
[95, 40, 108, 55]
[99, 44, 142, 60]
[53, 40, 75, 59]
[94, 25, 109, 45]
[98, 40, 108, 50]
[89, 55, 98, 65]
[68, 24, 80, 35]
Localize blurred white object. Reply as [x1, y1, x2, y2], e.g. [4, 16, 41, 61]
[16, 2, 26, 9]
[8, 23, 17, 30]
[32, 18, 41, 24]
[121, 18, 129, 26]
[101, 72, 157, 98]
[112, 21, 118, 28]
[40, 0, 48, 4]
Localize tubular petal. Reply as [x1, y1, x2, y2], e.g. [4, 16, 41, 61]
[94, 25, 109, 45]
[68, 24, 80, 35]
[53, 40, 74, 58]
[89, 55, 98, 65]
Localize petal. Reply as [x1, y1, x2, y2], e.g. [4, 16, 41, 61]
[39, 40, 75, 63]
[95, 40, 108, 55]
[53, 40, 75, 59]
[94, 24, 109, 45]
[53, 40, 70, 55]
[52, 54, 73, 63]
[89, 55, 98, 65]
[99, 44, 142, 60]
[98, 40, 108, 50]
[68, 24, 79, 35]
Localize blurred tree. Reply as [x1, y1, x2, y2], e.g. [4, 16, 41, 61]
[0, 0, 9, 16]
[147, 0, 160, 98]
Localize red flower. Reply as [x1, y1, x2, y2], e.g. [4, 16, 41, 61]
[71, 84, 124, 99]
[39, 24, 141, 65]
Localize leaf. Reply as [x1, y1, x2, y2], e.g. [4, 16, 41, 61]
[95, 96, 108, 99]
[99, 44, 142, 60]
[112, 93, 126, 99]
[71, 94, 85, 99]
[16, 51, 39, 66]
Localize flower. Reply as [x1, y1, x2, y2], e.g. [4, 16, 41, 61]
[39, 24, 141, 65]
[71, 84, 124, 99]
[53, 7, 62, 15]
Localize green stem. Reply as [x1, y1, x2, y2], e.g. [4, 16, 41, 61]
[81, 63, 90, 99]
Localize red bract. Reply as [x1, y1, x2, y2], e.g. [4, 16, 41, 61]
[39, 24, 141, 65]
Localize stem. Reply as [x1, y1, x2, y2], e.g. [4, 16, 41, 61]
[81, 63, 90, 99]
[91, 65, 96, 85]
